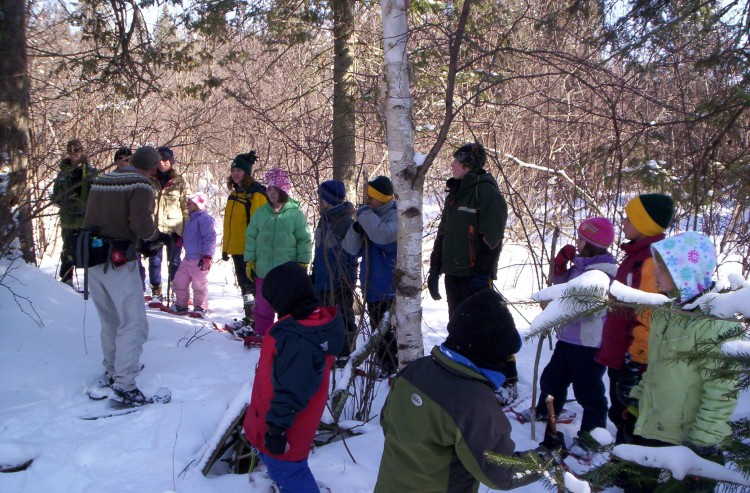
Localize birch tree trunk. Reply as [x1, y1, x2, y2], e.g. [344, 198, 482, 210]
[381, 0, 424, 367]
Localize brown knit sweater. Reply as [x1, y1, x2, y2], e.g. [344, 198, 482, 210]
[83, 167, 160, 245]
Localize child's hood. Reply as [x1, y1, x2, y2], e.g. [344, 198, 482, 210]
[651, 231, 716, 302]
[277, 306, 345, 356]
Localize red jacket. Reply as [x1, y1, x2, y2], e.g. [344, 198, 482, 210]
[243, 307, 344, 461]
[595, 234, 664, 369]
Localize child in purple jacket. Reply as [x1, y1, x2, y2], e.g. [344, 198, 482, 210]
[171, 192, 217, 315]
[522, 217, 617, 454]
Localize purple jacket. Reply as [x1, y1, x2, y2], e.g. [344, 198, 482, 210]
[551, 253, 617, 348]
[182, 210, 216, 260]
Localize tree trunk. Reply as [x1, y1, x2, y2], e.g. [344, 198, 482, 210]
[0, 0, 35, 262]
[382, 0, 423, 367]
[331, 0, 357, 192]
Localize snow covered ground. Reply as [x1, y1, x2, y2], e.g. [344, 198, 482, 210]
[0, 242, 747, 492]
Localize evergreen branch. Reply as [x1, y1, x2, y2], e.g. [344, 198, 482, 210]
[485, 450, 568, 491]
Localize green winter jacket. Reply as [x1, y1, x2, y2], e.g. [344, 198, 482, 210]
[630, 309, 741, 446]
[375, 346, 539, 493]
[430, 171, 507, 277]
[51, 159, 95, 229]
[244, 199, 311, 278]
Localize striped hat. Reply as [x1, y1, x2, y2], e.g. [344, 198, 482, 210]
[367, 176, 394, 203]
[625, 193, 674, 236]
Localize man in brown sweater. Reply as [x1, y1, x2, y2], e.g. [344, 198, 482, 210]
[83, 146, 169, 406]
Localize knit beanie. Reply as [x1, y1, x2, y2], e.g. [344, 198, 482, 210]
[367, 175, 394, 203]
[453, 143, 487, 172]
[578, 217, 615, 249]
[187, 192, 208, 211]
[131, 146, 161, 171]
[625, 193, 675, 236]
[157, 146, 175, 165]
[318, 180, 346, 206]
[262, 262, 318, 319]
[265, 167, 292, 193]
[444, 289, 521, 371]
[232, 151, 257, 175]
[651, 232, 716, 302]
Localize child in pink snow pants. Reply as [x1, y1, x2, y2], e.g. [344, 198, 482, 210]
[172, 192, 217, 314]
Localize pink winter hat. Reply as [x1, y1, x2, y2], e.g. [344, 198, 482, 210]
[188, 192, 208, 211]
[578, 217, 615, 248]
[265, 167, 291, 193]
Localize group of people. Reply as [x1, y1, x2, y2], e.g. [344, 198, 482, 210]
[51, 139, 739, 492]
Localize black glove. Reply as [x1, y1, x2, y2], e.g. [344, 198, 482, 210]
[683, 440, 720, 458]
[351, 221, 364, 235]
[616, 358, 646, 406]
[427, 269, 441, 300]
[540, 425, 567, 457]
[155, 232, 172, 247]
[265, 424, 288, 455]
[221, 252, 229, 262]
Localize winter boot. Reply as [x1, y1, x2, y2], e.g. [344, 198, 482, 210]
[111, 386, 149, 407]
[167, 303, 189, 315]
[150, 284, 163, 302]
[243, 294, 255, 321]
[97, 371, 114, 388]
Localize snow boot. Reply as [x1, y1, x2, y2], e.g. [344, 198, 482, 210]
[111, 386, 149, 407]
[167, 303, 189, 315]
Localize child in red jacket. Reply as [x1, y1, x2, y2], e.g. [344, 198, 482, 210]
[243, 262, 345, 492]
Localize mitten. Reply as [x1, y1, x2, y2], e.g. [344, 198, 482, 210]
[427, 269, 442, 300]
[265, 425, 288, 455]
[540, 427, 568, 458]
[245, 260, 256, 282]
[221, 251, 229, 262]
[351, 221, 364, 235]
[156, 232, 172, 247]
[174, 235, 183, 248]
[616, 358, 646, 406]
[198, 256, 212, 271]
[553, 244, 576, 275]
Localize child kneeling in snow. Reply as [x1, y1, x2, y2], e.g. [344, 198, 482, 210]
[243, 262, 344, 492]
[170, 192, 216, 315]
[523, 217, 617, 455]
[623, 231, 741, 492]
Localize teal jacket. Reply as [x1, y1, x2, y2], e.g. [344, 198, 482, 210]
[244, 200, 311, 278]
[631, 309, 740, 446]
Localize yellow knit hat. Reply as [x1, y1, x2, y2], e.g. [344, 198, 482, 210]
[624, 193, 675, 236]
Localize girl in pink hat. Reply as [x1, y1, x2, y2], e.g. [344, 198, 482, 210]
[243, 168, 312, 346]
[521, 217, 617, 456]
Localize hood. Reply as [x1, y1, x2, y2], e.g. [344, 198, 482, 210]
[275, 306, 345, 356]
[651, 232, 716, 303]
[323, 201, 354, 221]
[447, 169, 500, 195]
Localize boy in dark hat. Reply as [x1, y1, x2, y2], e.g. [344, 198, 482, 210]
[595, 192, 675, 444]
[375, 289, 561, 492]
[343, 175, 398, 376]
[243, 262, 344, 492]
[312, 180, 357, 364]
[427, 142, 517, 403]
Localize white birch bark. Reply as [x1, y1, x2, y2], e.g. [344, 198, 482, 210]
[381, 0, 424, 367]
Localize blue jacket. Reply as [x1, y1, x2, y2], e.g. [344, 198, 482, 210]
[343, 200, 398, 303]
[181, 210, 217, 260]
[312, 202, 357, 291]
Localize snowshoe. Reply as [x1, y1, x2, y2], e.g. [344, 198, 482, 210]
[110, 386, 171, 409]
[147, 296, 166, 309]
[243, 334, 264, 348]
[162, 303, 188, 315]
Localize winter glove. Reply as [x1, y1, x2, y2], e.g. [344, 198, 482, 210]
[616, 357, 646, 406]
[553, 244, 576, 275]
[265, 424, 288, 455]
[174, 235, 184, 248]
[221, 251, 229, 262]
[245, 260, 257, 282]
[683, 440, 721, 458]
[198, 256, 212, 271]
[351, 221, 364, 235]
[540, 425, 568, 458]
[427, 269, 442, 300]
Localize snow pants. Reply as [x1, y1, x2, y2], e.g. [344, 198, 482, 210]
[88, 260, 148, 391]
[59, 227, 79, 283]
[258, 452, 318, 493]
[173, 258, 209, 309]
[253, 277, 275, 336]
[535, 340, 607, 434]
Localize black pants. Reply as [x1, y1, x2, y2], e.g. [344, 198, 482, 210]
[232, 254, 256, 297]
[316, 286, 356, 357]
[367, 299, 397, 374]
[535, 341, 607, 433]
[59, 228, 80, 282]
[444, 274, 517, 383]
